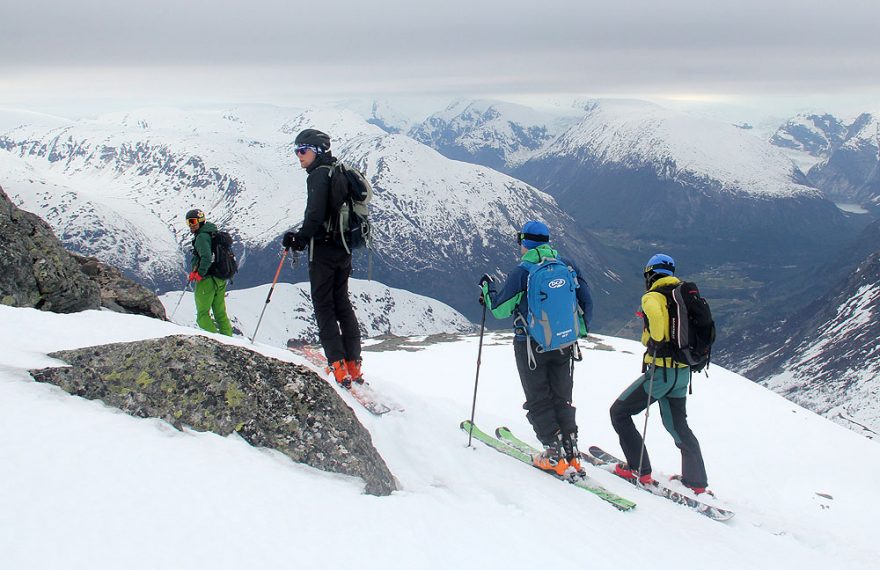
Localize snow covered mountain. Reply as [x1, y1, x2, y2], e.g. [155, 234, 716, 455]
[0, 105, 627, 327]
[758, 253, 880, 439]
[408, 99, 581, 173]
[770, 112, 880, 211]
[2, 304, 879, 569]
[770, 113, 848, 157]
[159, 279, 476, 348]
[330, 98, 427, 134]
[807, 113, 880, 209]
[506, 99, 863, 334]
[721, 219, 880, 438]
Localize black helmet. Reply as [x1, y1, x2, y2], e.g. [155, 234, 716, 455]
[185, 209, 205, 225]
[294, 128, 331, 151]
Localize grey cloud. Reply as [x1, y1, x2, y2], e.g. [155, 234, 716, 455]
[2, 0, 879, 102]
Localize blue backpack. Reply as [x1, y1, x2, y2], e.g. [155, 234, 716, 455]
[520, 257, 581, 352]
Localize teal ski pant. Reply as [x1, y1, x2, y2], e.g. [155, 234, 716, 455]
[609, 366, 708, 488]
[194, 276, 233, 336]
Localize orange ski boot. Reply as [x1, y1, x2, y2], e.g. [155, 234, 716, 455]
[330, 360, 352, 389]
[345, 359, 364, 385]
[532, 443, 570, 476]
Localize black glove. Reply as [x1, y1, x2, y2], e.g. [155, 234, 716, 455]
[478, 274, 493, 288]
[282, 232, 308, 251]
[292, 233, 308, 251]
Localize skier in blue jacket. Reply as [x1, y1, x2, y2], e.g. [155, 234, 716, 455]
[479, 221, 593, 477]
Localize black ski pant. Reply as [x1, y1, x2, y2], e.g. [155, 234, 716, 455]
[514, 338, 577, 446]
[308, 240, 361, 364]
[609, 366, 708, 488]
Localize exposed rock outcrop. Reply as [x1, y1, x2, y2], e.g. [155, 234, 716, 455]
[30, 334, 397, 496]
[72, 253, 167, 320]
[0, 184, 101, 312]
[1, 184, 166, 319]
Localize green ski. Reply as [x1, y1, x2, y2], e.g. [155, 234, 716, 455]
[461, 420, 636, 511]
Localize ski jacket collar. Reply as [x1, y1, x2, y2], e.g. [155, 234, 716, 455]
[196, 221, 217, 235]
[306, 152, 336, 174]
[648, 275, 681, 291]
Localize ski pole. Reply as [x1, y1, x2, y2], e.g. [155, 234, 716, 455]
[636, 347, 659, 481]
[169, 279, 193, 321]
[467, 297, 488, 448]
[250, 248, 291, 344]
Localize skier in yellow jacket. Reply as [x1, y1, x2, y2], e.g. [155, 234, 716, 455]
[609, 253, 709, 494]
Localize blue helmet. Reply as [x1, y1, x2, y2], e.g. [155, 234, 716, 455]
[645, 253, 675, 276]
[517, 220, 550, 250]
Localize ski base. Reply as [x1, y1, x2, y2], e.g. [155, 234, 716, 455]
[585, 446, 734, 521]
[461, 421, 636, 512]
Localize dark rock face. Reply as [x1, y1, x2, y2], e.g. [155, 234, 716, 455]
[30, 335, 397, 496]
[71, 253, 167, 320]
[0, 184, 101, 312]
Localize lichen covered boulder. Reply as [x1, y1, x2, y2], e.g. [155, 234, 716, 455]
[30, 334, 397, 496]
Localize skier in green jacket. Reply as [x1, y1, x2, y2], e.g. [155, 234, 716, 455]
[186, 209, 233, 336]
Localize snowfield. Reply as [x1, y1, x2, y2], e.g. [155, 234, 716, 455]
[1, 304, 878, 569]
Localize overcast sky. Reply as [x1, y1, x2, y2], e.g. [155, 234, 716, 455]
[2, 0, 879, 118]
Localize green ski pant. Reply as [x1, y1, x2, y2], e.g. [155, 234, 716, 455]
[194, 276, 233, 336]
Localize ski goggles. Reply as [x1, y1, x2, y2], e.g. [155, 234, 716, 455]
[294, 144, 321, 156]
[186, 217, 201, 226]
[516, 231, 550, 245]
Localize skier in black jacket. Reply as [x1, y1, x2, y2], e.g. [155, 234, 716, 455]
[283, 129, 362, 388]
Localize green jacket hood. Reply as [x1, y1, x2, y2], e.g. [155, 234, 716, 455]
[199, 222, 218, 234]
[521, 244, 558, 263]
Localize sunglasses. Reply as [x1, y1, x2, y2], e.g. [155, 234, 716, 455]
[295, 145, 317, 156]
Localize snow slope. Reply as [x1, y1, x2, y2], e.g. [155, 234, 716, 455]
[1, 304, 878, 570]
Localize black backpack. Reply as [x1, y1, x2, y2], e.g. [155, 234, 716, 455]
[323, 162, 372, 253]
[208, 231, 239, 280]
[654, 281, 715, 372]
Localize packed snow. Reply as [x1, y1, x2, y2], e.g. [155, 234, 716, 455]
[1, 304, 878, 569]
